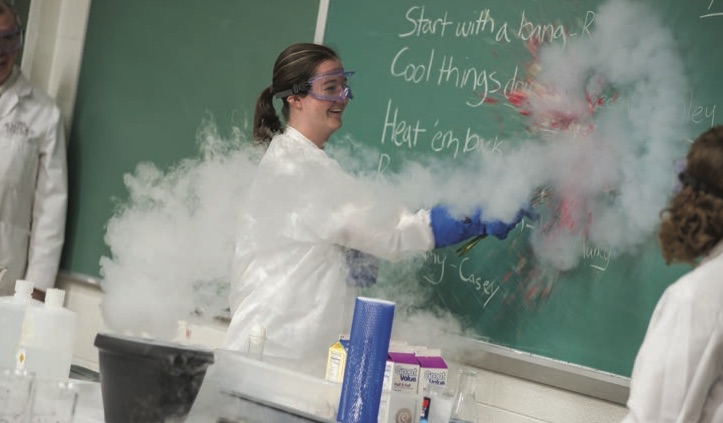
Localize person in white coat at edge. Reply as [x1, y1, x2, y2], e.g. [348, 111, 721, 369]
[223, 42, 533, 364]
[0, 2, 67, 301]
[622, 125, 723, 423]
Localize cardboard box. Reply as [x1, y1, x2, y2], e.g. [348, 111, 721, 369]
[416, 348, 448, 395]
[324, 335, 349, 383]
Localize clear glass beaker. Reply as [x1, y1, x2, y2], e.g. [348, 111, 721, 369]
[449, 368, 478, 423]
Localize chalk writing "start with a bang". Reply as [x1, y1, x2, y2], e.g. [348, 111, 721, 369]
[398, 6, 595, 44]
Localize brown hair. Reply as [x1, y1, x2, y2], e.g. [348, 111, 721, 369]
[252, 43, 340, 146]
[659, 125, 723, 264]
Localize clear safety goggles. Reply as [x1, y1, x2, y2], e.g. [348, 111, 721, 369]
[274, 70, 354, 102]
[0, 28, 22, 54]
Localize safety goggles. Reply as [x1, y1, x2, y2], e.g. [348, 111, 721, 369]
[0, 28, 22, 54]
[274, 70, 354, 102]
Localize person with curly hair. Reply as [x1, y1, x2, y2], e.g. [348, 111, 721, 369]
[623, 125, 723, 422]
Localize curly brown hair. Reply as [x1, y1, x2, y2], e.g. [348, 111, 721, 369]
[659, 125, 723, 264]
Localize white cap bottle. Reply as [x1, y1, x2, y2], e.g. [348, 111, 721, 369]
[13, 279, 35, 299]
[247, 323, 266, 360]
[0, 280, 41, 369]
[18, 288, 77, 380]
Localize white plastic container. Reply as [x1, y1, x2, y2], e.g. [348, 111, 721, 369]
[0, 280, 41, 369]
[247, 323, 267, 361]
[18, 288, 77, 380]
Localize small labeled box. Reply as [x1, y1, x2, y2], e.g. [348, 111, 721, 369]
[388, 351, 420, 393]
[378, 389, 419, 423]
[324, 335, 349, 383]
[416, 348, 448, 395]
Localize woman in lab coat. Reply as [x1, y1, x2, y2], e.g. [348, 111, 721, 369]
[0, 3, 67, 298]
[623, 125, 723, 422]
[224, 43, 529, 361]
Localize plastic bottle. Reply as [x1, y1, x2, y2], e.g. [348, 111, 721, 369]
[0, 280, 41, 369]
[247, 323, 266, 360]
[448, 369, 478, 423]
[18, 288, 77, 381]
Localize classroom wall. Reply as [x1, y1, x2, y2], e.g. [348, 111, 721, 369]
[28, 2, 627, 421]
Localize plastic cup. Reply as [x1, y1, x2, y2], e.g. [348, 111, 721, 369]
[29, 379, 78, 423]
[0, 367, 35, 422]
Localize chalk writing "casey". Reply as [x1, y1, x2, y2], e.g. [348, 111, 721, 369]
[422, 253, 500, 308]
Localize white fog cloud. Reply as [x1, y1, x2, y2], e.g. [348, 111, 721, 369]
[100, 0, 690, 346]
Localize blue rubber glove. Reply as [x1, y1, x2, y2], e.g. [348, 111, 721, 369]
[478, 206, 539, 240]
[430, 206, 484, 248]
[483, 211, 522, 240]
[430, 205, 535, 248]
[343, 248, 380, 288]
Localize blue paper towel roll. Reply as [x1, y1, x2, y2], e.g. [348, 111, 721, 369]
[337, 297, 395, 423]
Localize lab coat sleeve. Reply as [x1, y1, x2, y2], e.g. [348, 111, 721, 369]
[305, 175, 435, 262]
[351, 207, 434, 262]
[623, 284, 720, 423]
[24, 108, 68, 291]
[254, 136, 435, 262]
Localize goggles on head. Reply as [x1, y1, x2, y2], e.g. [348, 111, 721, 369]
[0, 28, 22, 54]
[274, 70, 354, 102]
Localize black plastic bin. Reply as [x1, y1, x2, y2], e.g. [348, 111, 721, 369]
[94, 332, 215, 423]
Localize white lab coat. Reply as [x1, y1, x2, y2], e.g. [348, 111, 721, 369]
[0, 68, 67, 295]
[622, 240, 723, 423]
[224, 127, 434, 360]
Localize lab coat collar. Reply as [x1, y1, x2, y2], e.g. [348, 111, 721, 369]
[285, 126, 323, 150]
[0, 66, 19, 95]
[700, 239, 723, 266]
[0, 67, 31, 118]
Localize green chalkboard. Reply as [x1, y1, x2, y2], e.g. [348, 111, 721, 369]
[62, 0, 319, 277]
[323, 0, 722, 376]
